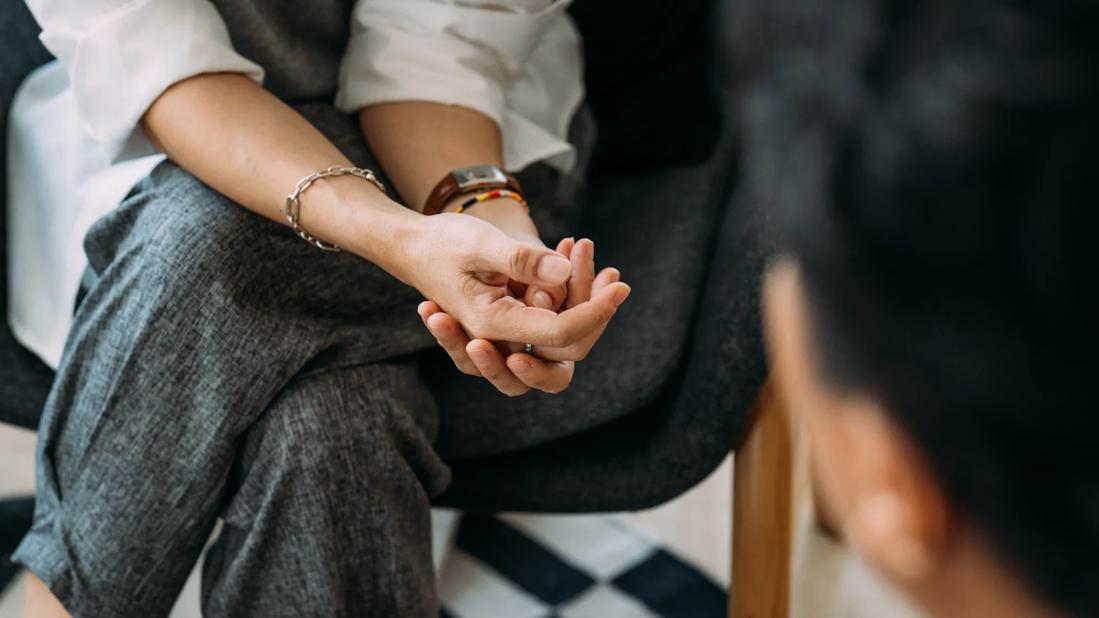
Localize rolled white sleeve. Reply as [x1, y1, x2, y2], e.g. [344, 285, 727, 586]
[337, 0, 573, 132]
[26, 0, 264, 162]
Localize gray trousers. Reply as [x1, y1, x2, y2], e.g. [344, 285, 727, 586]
[12, 105, 583, 617]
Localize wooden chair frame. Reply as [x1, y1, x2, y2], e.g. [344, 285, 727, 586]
[729, 379, 811, 618]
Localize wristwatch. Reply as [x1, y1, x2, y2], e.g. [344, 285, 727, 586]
[423, 164, 523, 215]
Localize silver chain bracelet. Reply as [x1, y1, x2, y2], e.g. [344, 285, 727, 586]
[283, 166, 386, 252]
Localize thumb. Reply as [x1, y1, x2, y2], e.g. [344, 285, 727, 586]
[525, 285, 562, 310]
[474, 237, 572, 287]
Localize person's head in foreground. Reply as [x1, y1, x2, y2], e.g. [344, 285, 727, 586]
[742, 0, 1099, 616]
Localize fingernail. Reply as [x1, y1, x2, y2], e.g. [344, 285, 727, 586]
[512, 358, 532, 373]
[538, 255, 571, 283]
[470, 349, 491, 365]
[532, 290, 554, 309]
[612, 285, 631, 307]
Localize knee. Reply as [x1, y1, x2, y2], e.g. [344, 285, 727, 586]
[251, 370, 449, 495]
[144, 184, 268, 288]
[262, 381, 393, 478]
[271, 399, 361, 474]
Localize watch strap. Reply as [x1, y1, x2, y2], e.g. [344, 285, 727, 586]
[423, 167, 523, 215]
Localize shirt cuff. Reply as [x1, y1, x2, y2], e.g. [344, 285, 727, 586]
[39, 0, 264, 163]
[336, 0, 571, 123]
[336, 27, 507, 125]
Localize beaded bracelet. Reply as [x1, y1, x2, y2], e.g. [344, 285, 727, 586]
[450, 189, 529, 215]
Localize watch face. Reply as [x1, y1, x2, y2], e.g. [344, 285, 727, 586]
[452, 165, 509, 190]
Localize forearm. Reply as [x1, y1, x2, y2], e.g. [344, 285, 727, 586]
[358, 102, 503, 211]
[358, 102, 539, 242]
[138, 72, 610, 349]
[141, 72, 420, 273]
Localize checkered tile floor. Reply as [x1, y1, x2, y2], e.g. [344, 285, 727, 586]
[438, 513, 726, 618]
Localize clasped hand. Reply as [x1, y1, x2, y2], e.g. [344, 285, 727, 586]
[405, 211, 629, 397]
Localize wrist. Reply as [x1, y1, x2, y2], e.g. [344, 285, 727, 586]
[450, 197, 540, 243]
[347, 199, 426, 283]
[301, 173, 425, 279]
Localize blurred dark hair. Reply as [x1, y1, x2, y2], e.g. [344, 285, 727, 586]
[727, 0, 1099, 614]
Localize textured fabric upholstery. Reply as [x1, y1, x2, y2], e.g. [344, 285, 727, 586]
[0, 1, 53, 430]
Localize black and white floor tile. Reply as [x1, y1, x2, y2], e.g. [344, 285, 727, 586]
[438, 513, 726, 618]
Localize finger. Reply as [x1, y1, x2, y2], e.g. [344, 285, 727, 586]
[471, 236, 573, 288]
[499, 340, 525, 355]
[425, 312, 480, 376]
[592, 267, 620, 296]
[555, 237, 576, 256]
[558, 275, 625, 361]
[522, 321, 607, 363]
[516, 279, 631, 363]
[523, 237, 582, 310]
[566, 238, 596, 309]
[467, 339, 530, 397]
[418, 300, 442, 320]
[480, 282, 631, 347]
[507, 355, 575, 394]
[511, 238, 575, 309]
[524, 282, 567, 311]
[523, 239, 571, 309]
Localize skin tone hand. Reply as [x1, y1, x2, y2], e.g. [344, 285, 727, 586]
[442, 196, 568, 311]
[418, 237, 627, 396]
[395, 215, 630, 351]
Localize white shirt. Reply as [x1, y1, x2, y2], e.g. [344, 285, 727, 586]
[7, 0, 584, 368]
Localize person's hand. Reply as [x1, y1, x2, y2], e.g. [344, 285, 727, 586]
[394, 213, 630, 356]
[417, 237, 627, 396]
[448, 196, 566, 311]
